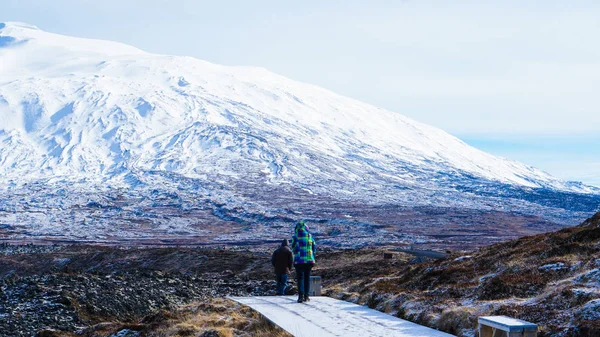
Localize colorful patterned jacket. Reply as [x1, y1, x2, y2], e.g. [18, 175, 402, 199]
[291, 222, 316, 265]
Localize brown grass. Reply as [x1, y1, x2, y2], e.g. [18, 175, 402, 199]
[437, 307, 477, 335]
[142, 298, 292, 337]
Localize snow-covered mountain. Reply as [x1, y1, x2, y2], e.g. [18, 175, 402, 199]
[0, 22, 592, 191]
[0, 22, 598, 245]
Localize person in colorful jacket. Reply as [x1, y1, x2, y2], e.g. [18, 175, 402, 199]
[291, 220, 316, 303]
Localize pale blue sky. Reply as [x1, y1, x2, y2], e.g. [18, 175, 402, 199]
[2, 0, 599, 186]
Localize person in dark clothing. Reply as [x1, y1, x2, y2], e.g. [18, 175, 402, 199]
[271, 239, 294, 295]
[291, 220, 316, 303]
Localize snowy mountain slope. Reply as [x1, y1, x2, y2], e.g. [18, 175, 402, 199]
[0, 22, 598, 212]
[0, 22, 592, 196]
[1, 22, 599, 245]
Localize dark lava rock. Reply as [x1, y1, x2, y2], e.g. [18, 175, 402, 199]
[200, 330, 223, 337]
[0, 245, 280, 337]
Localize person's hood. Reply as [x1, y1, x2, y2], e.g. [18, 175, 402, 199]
[296, 221, 309, 230]
[295, 221, 310, 236]
[281, 239, 289, 247]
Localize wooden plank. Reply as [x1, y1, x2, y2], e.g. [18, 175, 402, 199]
[230, 296, 455, 337]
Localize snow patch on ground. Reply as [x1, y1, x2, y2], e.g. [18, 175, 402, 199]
[576, 299, 600, 321]
[539, 262, 568, 272]
[576, 268, 600, 285]
[454, 255, 472, 262]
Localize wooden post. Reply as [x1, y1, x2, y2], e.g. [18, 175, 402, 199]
[479, 324, 494, 337]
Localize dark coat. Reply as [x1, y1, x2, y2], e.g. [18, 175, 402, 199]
[271, 241, 294, 275]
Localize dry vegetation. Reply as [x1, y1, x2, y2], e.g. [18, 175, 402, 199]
[139, 298, 291, 337]
[35, 298, 291, 337]
[3, 213, 600, 336]
[323, 212, 600, 337]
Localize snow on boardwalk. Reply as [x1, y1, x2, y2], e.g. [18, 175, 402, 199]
[230, 296, 454, 337]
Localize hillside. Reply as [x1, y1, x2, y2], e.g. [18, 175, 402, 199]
[325, 212, 600, 336]
[0, 213, 598, 336]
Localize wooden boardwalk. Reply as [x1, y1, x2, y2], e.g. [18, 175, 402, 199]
[230, 296, 454, 337]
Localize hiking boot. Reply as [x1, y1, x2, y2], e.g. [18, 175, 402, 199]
[297, 296, 304, 303]
[304, 295, 310, 302]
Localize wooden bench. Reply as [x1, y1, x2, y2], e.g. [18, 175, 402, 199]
[478, 316, 537, 337]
